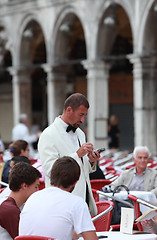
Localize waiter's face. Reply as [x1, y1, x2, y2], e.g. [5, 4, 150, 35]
[68, 105, 88, 128]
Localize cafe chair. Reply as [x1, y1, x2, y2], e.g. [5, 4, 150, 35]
[128, 194, 144, 231]
[0, 181, 9, 188]
[127, 194, 155, 231]
[14, 236, 54, 240]
[92, 189, 137, 231]
[29, 158, 38, 165]
[92, 188, 100, 202]
[149, 162, 157, 169]
[90, 179, 111, 191]
[39, 180, 45, 190]
[92, 201, 114, 232]
[0, 187, 6, 193]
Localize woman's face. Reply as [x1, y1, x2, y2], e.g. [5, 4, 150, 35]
[21, 146, 30, 158]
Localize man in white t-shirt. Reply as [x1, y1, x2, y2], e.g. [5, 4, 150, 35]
[19, 156, 98, 240]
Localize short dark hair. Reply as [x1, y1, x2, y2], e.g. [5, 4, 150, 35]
[10, 140, 28, 156]
[64, 93, 89, 111]
[9, 162, 41, 191]
[50, 156, 80, 188]
[11, 156, 31, 165]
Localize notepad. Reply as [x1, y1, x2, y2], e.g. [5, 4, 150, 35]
[120, 207, 134, 234]
[135, 208, 157, 222]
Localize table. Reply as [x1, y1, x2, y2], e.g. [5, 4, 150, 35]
[99, 191, 157, 214]
[97, 231, 157, 240]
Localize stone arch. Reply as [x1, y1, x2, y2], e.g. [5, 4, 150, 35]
[0, 21, 12, 67]
[16, 15, 47, 131]
[45, 6, 88, 127]
[135, 1, 157, 153]
[51, 6, 86, 64]
[12, 13, 46, 67]
[0, 22, 13, 142]
[137, 0, 155, 53]
[97, 1, 133, 57]
[17, 15, 46, 66]
[97, 2, 134, 150]
[51, 6, 87, 96]
[138, 1, 157, 55]
[95, 0, 134, 57]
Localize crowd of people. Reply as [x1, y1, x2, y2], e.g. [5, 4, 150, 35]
[0, 93, 157, 239]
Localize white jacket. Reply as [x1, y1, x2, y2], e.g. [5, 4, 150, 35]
[38, 117, 97, 215]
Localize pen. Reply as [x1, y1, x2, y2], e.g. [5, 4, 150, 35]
[98, 236, 108, 239]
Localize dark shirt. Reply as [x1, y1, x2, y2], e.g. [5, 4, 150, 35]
[90, 163, 105, 180]
[2, 160, 11, 184]
[108, 125, 120, 148]
[0, 197, 20, 239]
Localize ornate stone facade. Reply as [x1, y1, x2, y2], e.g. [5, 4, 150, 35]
[0, 0, 157, 153]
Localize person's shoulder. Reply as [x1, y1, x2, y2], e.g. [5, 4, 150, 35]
[41, 118, 59, 134]
[69, 194, 88, 212]
[23, 189, 42, 207]
[69, 191, 86, 205]
[3, 159, 11, 167]
[147, 167, 157, 174]
[121, 167, 134, 175]
[0, 197, 20, 215]
[13, 123, 28, 132]
[39, 124, 55, 140]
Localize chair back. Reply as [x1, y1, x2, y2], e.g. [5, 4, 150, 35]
[92, 201, 114, 232]
[39, 180, 45, 190]
[128, 194, 143, 231]
[29, 158, 38, 165]
[90, 179, 111, 201]
[14, 236, 54, 240]
[0, 187, 6, 193]
[92, 188, 99, 202]
[90, 179, 111, 191]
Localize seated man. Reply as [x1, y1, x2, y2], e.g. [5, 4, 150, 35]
[0, 156, 31, 199]
[0, 162, 41, 240]
[2, 140, 30, 185]
[111, 146, 157, 197]
[19, 156, 98, 240]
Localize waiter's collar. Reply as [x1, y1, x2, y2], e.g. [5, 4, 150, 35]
[58, 116, 68, 130]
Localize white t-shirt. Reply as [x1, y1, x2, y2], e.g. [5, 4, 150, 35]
[19, 187, 95, 240]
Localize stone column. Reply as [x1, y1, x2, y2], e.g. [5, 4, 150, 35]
[18, 70, 32, 128]
[83, 60, 110, 149]
[129, 55, 157, 153]
[42, 64, 66, 125]
[9, 67, 20, 125]
[52, 71, 66, 117]
[42, 64, 56, 125]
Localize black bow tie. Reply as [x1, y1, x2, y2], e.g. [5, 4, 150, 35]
[66, 125, 77, 133]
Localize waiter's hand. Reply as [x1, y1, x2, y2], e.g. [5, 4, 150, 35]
[77, 142, 93, 158]
[88, 150, 100, 163]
